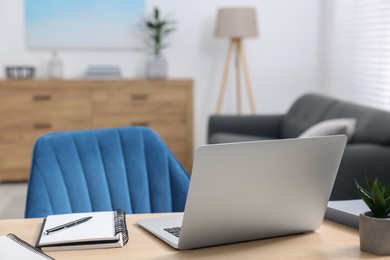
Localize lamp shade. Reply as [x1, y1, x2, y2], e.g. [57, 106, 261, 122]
[215, 8, 258, 38]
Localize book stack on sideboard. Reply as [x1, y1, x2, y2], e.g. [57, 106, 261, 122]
[0, 79, 193, 181]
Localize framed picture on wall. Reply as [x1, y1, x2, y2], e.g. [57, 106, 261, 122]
[25, 0, 144, 50]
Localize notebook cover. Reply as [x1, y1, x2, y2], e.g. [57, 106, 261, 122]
[1, 234, 54, 260]
[325, 199, 369, 228]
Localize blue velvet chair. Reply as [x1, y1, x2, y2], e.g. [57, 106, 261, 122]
[25, 126, 190, 218]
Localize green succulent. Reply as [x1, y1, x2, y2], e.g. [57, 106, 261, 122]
[355, 174, 390, 218]
[144, 7, 176, 57]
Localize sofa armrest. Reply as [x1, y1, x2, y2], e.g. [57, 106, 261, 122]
[208, 115, 284, 141]
[331, 144, 390, 200]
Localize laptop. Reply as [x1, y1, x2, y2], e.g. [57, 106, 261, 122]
[137, 135, 347, 250]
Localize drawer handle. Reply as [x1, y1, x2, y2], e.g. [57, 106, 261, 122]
[33, 123, 52, 129]
[33, 95, 52, 101]
[131, 122, 149, 127]
[131, 94, 148, 101]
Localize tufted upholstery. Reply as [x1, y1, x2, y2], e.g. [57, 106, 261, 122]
[25, 126, 190, 218]
[281, 94, 390, 143]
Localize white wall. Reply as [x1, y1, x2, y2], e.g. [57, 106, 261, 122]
[0, 0, 323, 149]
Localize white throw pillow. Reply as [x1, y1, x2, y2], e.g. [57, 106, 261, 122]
[299, 118, 357, 139]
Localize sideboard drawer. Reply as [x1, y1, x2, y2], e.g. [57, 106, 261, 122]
[0, 90, 90, 114]
[0, 115, 90, 143]
[92, 89, 187, 117]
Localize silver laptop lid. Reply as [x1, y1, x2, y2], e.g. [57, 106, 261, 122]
[178, 135, 347, 249]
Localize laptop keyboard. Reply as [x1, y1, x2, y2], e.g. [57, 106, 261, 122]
[163, 226, 181, 237]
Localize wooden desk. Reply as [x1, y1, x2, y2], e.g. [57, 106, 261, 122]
[0, 213, 376, 259]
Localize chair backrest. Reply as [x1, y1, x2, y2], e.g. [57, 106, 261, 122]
[25, 126, 190, 218]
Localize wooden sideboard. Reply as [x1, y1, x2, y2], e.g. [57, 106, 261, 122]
[0, 79, 193, 181]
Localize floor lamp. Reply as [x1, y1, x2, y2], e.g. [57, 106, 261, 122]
[215, 8, 258, 115]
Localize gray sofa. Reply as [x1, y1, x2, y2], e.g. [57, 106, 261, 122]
[208, 93, 390, 200]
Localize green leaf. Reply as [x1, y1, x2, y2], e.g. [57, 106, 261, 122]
[355, 179, 383, 217]
[154, 8, 159, 20]
[384, 186, 390, 199]
[365, 174, 374, 193]
[371, 181, 387, 214]
[355, 179, 371, 200]
[372, 180, 385, 204]
[356, 183, 373, 206]
[162, 28, 176, 35]
[356, 176, 390, 218]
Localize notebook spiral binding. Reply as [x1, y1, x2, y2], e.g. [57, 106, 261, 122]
[114, 209, 129, 245]
[7, 233, 54, 260]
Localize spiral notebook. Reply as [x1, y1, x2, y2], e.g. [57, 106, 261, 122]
[36, 209, 128, 251]
[0, 234, 54, 260]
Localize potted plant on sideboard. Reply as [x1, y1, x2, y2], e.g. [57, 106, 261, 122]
[355, 175, 390, 255]
[143, 7, 176, 79]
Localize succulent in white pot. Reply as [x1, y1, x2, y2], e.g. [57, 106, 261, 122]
[143, 7, 175, 79]
[355, 175, 390, 255]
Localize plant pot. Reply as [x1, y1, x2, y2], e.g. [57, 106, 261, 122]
[359, 212, 390, 255]
[146, 57, 167, 79]
[47, 51, 63, 79]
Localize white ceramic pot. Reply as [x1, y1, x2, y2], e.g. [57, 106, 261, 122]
[359, 212, 390, 255]
[146, 57, 167, 79]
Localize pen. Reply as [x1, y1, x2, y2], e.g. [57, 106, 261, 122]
[45, 216, 93, 235]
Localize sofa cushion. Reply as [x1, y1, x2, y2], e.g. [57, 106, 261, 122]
[320, 101, 390, 145]
[299, 118, 357, 139]
[281, 94, 337, 138]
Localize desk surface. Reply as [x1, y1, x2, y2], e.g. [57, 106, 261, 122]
[0, 213, 377, 259]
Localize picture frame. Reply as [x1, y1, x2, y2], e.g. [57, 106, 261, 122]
[25, 0, 144, 50]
